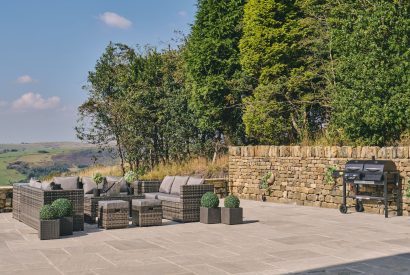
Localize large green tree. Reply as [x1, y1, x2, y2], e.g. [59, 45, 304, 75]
[185, 0, 246, 147]
[329, 0, 410, 145]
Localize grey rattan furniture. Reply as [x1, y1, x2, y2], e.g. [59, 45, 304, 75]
[12, 183, 27, 221]
[16, 185, 84, 231]
[98, 200, 129, 229]
[136, 178, 214, 222]
[84, 194, 144, 223]
[132, 199, 162, 227]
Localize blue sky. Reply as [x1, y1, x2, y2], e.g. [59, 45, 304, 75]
[0, 0, 196, 143]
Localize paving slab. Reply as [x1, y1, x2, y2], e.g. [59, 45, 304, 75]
[1, 199, 410, 274]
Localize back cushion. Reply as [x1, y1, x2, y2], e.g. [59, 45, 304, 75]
[159, 176, 175, 194]
[187, 177, 204, 185]
[53, 176, 79, 190]
[170, 176, 189, 196]
[41, 181, 53, 191]
[106, 176, 128, 193]
[29, 178, 42, 189]
[105, 180, 122, 196]
[82, 177, 97, 194]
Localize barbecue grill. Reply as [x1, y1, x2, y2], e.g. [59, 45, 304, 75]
[333, 159, 401, 218]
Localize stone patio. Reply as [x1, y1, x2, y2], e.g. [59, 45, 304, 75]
[1, 200, 410, 274]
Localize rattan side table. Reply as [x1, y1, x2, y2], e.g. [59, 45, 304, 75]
[98, 200, 129, 229]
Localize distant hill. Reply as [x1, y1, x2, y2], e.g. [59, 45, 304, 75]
[0, 142, 118, 185]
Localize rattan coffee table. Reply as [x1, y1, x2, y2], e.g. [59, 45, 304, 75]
[98, 200, 129, 229]
[84, 194, 144, 223]
[132, 199, 162, 227]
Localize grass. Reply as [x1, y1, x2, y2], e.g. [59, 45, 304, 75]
[69, 155, 229, 180]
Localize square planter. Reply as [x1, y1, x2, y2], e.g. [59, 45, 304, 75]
[39, 219, 60, 240]
[200, 207, 221, 224]
[221, 207, 243, 225]
[59, 216, 73, 236]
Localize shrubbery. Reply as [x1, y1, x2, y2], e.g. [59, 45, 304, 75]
[224, 195, 240, 208]
[51, 199, 73, 218]
[201, 192, 219, 208]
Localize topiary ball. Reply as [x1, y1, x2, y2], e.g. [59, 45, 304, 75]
[40, 205, 58, 220]
[51, 198, 73, 218]
[201, 192, 219, 208]
[224, 195, 240, 208]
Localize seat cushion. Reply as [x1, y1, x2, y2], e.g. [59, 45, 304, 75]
[106, 176, 128, 193]
[81, 177, 97, 194]
[28, 178, 42, 189]
[53, 176, 79, 190]
[132, 199, 161, 207]
[98, 200, 128, 209]
[187, 177, 204, 185]
[159, 176, 175, 194]
[170, 176, 189, 196]
[144, 192, 162, 199]
[157, 194, 181, 203]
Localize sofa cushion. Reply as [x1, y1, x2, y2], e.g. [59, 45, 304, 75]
[187, 177, 204, 185]
[106, 176, 128, 193]
[157, 194, 181, 203]
[132, 199, 161, 207]
[144, 192, 162, 199]
[41, 181, 53, 191]
[159, 176, 175, 194]
[104, 179, 122, 196]
[53, 176, 79, 190]
[81, 177, 97, 194]
[29, 178, 42, 189]
[170, 176, 189, 196]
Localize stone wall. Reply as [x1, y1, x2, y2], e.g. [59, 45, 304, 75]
[229, 146, 410, 216]
[0, 186, 13, 213]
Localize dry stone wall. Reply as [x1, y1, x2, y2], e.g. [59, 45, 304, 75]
[0, 186, 13, 213]
[229, 146, 410, 216]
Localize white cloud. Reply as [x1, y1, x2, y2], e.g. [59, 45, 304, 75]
[12, 92, 60, 111]
[17, 75, 35, 84]
[0, 100, 7, 107]
[178, 10, 187, 17]
[99, 12, 132, 29]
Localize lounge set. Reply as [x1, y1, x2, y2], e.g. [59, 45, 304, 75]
[12, 175, 214, 236]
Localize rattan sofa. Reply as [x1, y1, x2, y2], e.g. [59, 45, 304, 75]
[13, 184, 84, 231]
[136, 176, 214, 222]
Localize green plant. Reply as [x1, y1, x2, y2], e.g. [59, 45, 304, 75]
[259, 172, 272, 195]
[51, 198, 73, 218]
[124, 170, 137, 183]
[93, 172, 104, 186]
[39, 205, 58, 220]
[200, 192, 219, 208]
[406, 178, 410, 198]
[325, 166, 338, 185]
[224, 195, 240, 208]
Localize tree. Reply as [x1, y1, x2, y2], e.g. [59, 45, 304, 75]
[329, 0, 410, 145]
[185, 0, 246, 148]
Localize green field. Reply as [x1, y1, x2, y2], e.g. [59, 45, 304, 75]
[0, 142, 117, 185]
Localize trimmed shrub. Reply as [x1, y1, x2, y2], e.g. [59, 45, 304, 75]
[224, 195, 240, 208]
[201, 192, 219, 208]
[51, 198, 73, 218]
[40, 205, 58, 220]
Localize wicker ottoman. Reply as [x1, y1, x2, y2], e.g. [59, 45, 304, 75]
[132, 199, 162, 227]
[98, 200, 129, 229]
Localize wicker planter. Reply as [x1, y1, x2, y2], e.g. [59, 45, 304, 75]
[59, 216, 73, 236]
[221, 207, 243, 225]
[39, 219, 60, 240]
[200, 207, 221, 224]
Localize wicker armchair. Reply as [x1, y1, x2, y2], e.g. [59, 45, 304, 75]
[15, 185, 84, 231]
[136, 180, 214, 222]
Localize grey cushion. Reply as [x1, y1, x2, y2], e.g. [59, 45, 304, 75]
[144, 192, 162, 199]
[157, 194, 181, 203]
[81, 177, 97, 194]
[106, 176, 128, 193]
[41, 181, 53, 190]
[104, 180, 121, 196]
[29, 178, 42, 189]
[98, 200, 128, 209]
[170, 176, 189, 196]
[132, 199, 161, 207]
[53, 176, 79, 190]
[159, 176, 175, 194]
[187, 177, 204, 185]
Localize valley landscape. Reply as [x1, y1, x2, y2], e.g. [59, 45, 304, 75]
[0, 142, 118, 185]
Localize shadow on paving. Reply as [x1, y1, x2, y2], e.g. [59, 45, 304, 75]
[293, 253, 410, 274]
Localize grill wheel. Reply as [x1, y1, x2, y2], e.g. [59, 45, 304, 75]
[339, 204, 348, 214]
[355, 201, 364, 212]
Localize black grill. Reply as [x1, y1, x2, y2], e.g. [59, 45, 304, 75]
[335, 159, 400, 218]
